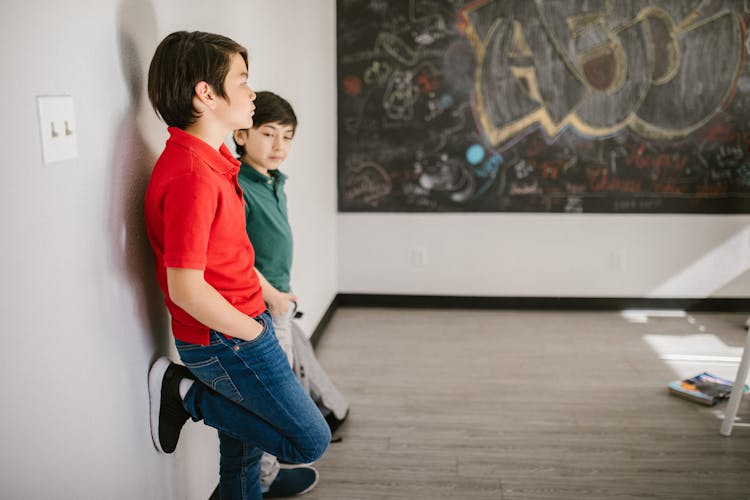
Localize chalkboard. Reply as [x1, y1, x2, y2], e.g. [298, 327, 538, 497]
[337, 0, 750, 213]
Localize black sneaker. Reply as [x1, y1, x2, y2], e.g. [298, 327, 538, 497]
[148, 356, 193, 453]
[263, 466, 319, 497]
[325, 408, 349, 437]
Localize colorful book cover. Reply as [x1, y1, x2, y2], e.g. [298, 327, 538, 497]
[667, 372, 748, 406]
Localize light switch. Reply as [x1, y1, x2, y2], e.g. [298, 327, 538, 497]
[37, 95, 78, 164]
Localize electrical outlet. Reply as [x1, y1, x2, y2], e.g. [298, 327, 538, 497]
[37, 95, 78, 164]
[608, 251, 626, 272]
[411, 246, 427, 267]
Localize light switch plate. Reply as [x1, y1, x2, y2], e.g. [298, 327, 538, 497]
[37, 95, 78, 164]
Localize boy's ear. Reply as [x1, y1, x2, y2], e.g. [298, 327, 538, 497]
[193, 81, 217, 110]
[233, 129, 247, 146]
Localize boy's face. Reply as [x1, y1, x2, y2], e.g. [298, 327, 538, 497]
[214, 53, 256, 130]
[236, 122, 295, 174]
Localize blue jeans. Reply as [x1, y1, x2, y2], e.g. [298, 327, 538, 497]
[175, 312, 330, 500]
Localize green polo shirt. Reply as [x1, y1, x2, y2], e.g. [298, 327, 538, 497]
[237, 162, 293, 292]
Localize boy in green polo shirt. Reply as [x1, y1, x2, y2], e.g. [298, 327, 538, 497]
[233, 91, 312, 497]
[234, 91, 298, 360]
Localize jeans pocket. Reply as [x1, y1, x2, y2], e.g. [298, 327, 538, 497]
[182, 356, 244, 403]
[229, 314, 272, 351]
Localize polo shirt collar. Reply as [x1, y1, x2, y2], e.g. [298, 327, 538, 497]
[167, 127, 240, 174]
[240, 162, 287, 184]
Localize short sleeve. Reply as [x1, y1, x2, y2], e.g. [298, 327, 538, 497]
[162, 173, 218, 269]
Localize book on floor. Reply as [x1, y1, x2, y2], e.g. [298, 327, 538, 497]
[667, 372, 748, 406]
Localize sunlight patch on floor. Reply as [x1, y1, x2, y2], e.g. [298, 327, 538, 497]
[620, 308, 686, 323]
[643, 333, 746, 382]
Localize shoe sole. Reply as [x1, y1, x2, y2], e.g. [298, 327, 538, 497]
[148, 356, 172, 454]
[278, 461, 316, 469]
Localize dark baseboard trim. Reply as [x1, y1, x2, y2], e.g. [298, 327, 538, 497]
[309, 295, 340, 348]
[335, 293, 750, 312]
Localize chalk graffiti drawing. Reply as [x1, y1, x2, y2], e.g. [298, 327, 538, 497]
[337, 0, 750, 213]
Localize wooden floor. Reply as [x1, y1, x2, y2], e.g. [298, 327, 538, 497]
[302, 307, 750, 500]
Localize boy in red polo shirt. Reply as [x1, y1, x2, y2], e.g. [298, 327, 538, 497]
[144, 31, 329, 500]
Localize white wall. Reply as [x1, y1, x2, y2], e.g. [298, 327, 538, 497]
[338, 214, 750, 298]
[0, 1, 336, 499]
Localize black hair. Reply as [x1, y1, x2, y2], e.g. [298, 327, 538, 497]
[147, 31, 248, 129]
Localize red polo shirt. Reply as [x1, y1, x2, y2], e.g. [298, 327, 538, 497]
[145, 127, 266, 345]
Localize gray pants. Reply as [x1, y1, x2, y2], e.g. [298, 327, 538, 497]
[260, 300, 296, 487]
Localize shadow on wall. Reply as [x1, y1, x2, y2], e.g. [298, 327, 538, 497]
[109, 0, 170, 357]
[647, 225, 750, 298]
